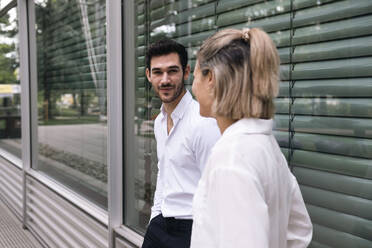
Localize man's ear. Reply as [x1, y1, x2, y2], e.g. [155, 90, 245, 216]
[183, 65, 191, 80]
[146, 68, 151, 83]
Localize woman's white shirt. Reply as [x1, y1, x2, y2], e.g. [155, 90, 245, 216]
[191, 118, 313, 248]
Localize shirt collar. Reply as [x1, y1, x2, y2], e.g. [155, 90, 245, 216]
[223, 118, 273, 138]
[160, 90, 193, 120]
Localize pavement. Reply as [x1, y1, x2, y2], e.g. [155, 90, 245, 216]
[0, 199, 42, 248]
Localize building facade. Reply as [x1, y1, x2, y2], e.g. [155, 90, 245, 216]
[0, 0, 371, 247]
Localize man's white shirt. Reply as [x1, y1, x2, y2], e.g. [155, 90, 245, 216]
[151, 90, 220, 220]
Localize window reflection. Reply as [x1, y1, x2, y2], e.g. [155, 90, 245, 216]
[126, 0, 293, 234]
[34, 0, 107, 208]
[0, 7, 21, 159]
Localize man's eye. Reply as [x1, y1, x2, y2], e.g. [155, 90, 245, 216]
[169, 69, 178, 74]
[153, 71, 162, 75]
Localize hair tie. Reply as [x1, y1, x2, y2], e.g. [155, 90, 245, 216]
[242, 28, 250, 42]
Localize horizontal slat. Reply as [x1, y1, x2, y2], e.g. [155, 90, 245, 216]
[293, 0, 336, 10]
[278, 81, 290, 97]
[228, 13, 291, 32]
[280, 148, 289, 160]
[274, 98, 290, 114]
[28, 193, 88, 248]
[312, 223, 372, 248]
[293, 116, 372, 139]
[175, 30, 215, 47]
[27, 176, 108, 247]
[150, 2, 216, 29]
[293, 36, 372, 62]
[293, 98, 372, 118]
[27, 211, 61, 248]
[273, 130, 289, 148]
[292, 132, 372, 159]
[273, 114, 290, 131]
[308, 240, 332, 248]
[174, 2, 216, 24]
[294, 167, 372, 200]
[269, 30, 290, 48]
[149, 0, 215, 12]
[306, 204, 372, 242]
[280, 65, 290, 80]
[300, 185, 372, 220]
[216, 0, 291, 27]
[292, 57, 372, 79]
[0, 176, 22, 211]
[175, 17, 216, 37]
[278, 47, 290, 63]
[293, 14, 372, 45]
[293, 0, 372, 28]
[292, 150, 372, 180]
[216, 0, 263, 13]
[149, 0, 173, 10]
[292, 78, 372, 97]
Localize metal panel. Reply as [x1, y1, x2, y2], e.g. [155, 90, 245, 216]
[115, 226, 143, 248]
[115, 237, 136, 248]
[26, 175, 108, 248]
[0, 157, 23, 217]
[107, 0, 124, 247]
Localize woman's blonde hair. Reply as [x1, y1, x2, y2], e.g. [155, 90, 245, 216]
[197, 28, 280, 120]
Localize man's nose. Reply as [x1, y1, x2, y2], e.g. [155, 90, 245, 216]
[161, 73, 170, 83]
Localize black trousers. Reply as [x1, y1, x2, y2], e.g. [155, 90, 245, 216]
[141, 214, 193, 248]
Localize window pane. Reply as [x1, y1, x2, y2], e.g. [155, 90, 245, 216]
[0, 7, 21, 159]
[124, 0, 291, 234]
[290, 1, 372, 247]
[34, 0, 107, 209]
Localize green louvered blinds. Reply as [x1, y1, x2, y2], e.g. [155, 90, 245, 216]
[132, 0, 372, 244]
[289, 1, 372, 247]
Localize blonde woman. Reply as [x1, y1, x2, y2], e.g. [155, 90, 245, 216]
[190, 28, 313, 248]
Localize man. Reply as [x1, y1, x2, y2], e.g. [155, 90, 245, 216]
[141, 39, 220, 248]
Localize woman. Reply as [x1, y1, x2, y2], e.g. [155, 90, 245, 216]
[190, 28, 313, 248]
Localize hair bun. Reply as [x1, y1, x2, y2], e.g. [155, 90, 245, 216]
[242, 28, 250, 42]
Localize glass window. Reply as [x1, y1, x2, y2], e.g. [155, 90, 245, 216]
[0, 6, 21, 159]
[34, 0, 107, 209]
[288, 2, 372, 247]
[124, 1, 372, 246]
[124, 0, 291, 234]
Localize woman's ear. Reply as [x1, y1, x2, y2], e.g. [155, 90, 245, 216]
[207, 69, 215, 90]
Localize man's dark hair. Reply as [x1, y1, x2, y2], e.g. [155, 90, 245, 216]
[146, 39, 188, 72]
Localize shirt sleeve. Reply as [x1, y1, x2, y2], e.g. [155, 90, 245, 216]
[150, 162, 163, 221]
[287, 176, 313, 248]
[204, 167, 270, 248]
[193, 119, 221, 173]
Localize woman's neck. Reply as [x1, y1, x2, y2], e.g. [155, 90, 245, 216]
[215, 116, 236, 134]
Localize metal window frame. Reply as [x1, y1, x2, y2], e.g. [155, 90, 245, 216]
[107, 0, 144, 247]
[18, 0, 31, 228]
[106, 0, 123, 247]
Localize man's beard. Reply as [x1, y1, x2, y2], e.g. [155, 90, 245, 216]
[157, 79, 185, 104]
